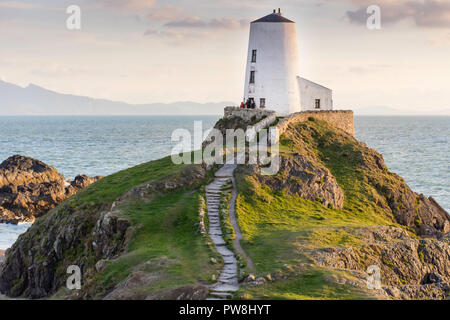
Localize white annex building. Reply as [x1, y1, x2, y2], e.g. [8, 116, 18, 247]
[244, 9, 333, 116]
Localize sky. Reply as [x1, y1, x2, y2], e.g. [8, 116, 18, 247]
[0, 0, 449, 114]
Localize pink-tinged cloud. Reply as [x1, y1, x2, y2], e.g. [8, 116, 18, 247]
[103, 0, 156, 10]
[0, 1, 41, 9]
[147, 5, 186, 21]
[144, 13, 249, 45]
[164, 17, 248, 29]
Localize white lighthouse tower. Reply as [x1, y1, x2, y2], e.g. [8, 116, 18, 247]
[243, 9, 333, 116]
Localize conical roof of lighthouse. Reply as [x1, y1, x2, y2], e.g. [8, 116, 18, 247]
[252, 10, 294, 23]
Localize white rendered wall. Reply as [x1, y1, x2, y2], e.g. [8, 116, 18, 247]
[244, 21, 301, 116]
[298, 77, 333, 111]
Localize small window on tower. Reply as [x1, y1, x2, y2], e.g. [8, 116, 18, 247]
[315, 99, 321, 109]
[252, 50, 257, 63]
[249, 71, 255, 84]
[260, 98, 266, 108]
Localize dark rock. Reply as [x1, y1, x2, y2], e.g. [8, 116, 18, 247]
[421, 272, 443, 285]
[0, 202, 130, 298]
[256, 154, 345, 209]
[66, 175, 102, 196]
[309, 226, 450, 299]
[0, 155, 101, 224]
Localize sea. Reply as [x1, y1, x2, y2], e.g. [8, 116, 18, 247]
[0, 115, 448, 249]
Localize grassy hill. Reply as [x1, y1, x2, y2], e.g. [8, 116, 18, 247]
[1, 118, 448, 300]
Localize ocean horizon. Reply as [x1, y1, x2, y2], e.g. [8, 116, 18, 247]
[0, 115, 448, 249]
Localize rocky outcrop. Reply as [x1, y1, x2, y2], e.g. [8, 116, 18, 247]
[0, 155, 102, 224]
[281, 118, 449, 238]
[309, 226, 450, 299]
[361, 148, 450, 238]
[202, 114, 259, 149]
[256, 154, 345, 209]
[66, 175, 101, 195]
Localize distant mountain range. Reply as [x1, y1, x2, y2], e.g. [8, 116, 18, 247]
[0, 80, 233, 115]
[1, 80, 448, 116]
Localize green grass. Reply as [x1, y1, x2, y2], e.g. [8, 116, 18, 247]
[71, 156, 185, 205]
[239, 268, 371, 300]
[235, 180, 377, 275]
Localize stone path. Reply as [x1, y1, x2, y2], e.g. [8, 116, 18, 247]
[206, 164, 241, 299]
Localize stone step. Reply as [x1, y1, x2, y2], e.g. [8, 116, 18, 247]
[209, 235, 226, 246]
[218, 272, 238, 280]
[211, 284, 239, 292]
[209, 292, 232, 299]
[217, 279, 238, 286]
[223, 256, 237, 264]
[215, 246, 234, 257]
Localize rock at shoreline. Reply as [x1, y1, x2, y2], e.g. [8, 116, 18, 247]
[0, 155, 102, 224]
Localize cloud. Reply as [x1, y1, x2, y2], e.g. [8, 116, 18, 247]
[144, 28, 204, 40]
[102, 0, 156, 10]
[0, 1, 41, 9]
[143, 27, 217, 46]
[341, 0, 450, 28]
[147, 5, 186, 21]
[165, 17, 248, 29]
[145, 13, 249, 45]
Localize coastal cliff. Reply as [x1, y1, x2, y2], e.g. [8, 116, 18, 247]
[0, 117, 448, 300]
